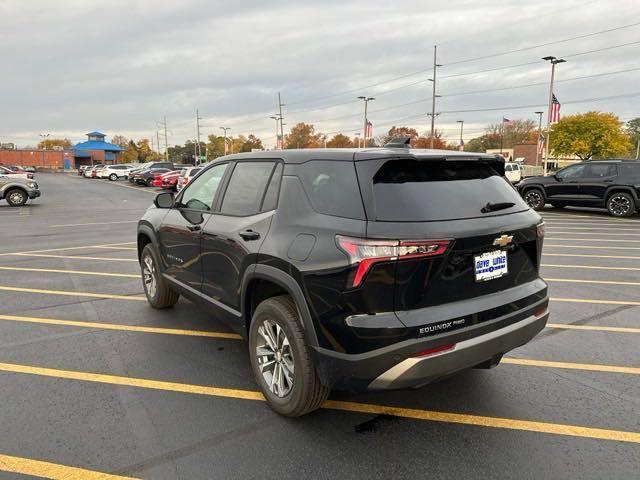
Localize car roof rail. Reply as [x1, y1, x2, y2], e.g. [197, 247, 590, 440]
[384, 136, 412, 148]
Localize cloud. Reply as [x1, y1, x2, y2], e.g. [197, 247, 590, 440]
[0, 0, 638, 148]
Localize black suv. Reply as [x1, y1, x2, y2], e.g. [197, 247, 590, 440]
[518, 160, 640, 217]
[137, 143, 549, 416]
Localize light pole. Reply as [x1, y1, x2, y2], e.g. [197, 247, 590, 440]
[542, 56, 566, 175]
[270, 115, 281, 149]
[456, 120, 464, 151]
[534, 111, 544, 167]
[357, 96, 375, 147]
[428, 45, 442, 148]
[39, 133, 49, 168]
[220, 127, 231, 155]
[355, 132, 361, 148]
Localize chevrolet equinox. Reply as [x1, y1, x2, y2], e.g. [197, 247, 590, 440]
[137, 139, 549, 416]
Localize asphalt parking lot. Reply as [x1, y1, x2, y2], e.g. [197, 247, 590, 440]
[0, 173, 638, 480]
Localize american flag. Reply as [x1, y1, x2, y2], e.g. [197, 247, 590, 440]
[537, 135, 545, 155]
[502, 117, 513, 125]
[365, 121, 373, 138]
[549, 94, 561, 123]
[459, 138, 465, 151]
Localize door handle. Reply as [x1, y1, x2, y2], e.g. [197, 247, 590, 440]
[604, 179, 614, 183]
[187, 224, 201, 232]
[239, 229, 260, 241]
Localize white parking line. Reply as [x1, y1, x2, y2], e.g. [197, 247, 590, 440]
[545, 244, 640, 251]
[544, 253, 640, 260]
[546, 231, 640, 236]
[50, 220, 138, 228]
[545, 225, 640, 231]
[543, 264, 640, 272]
[546, 238, 640, 243]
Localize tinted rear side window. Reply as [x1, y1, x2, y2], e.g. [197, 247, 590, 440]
[619, 163, 640, 180]
[296, 160, 365, 219]
[221, 162, 275, 216]
[358, 158, 528, 221]
[261, 163, 283, 212]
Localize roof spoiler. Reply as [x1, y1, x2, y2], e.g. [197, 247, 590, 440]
[384, 136, 412, 148]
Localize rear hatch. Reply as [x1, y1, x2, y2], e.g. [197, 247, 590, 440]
[353, 152, 544, 328]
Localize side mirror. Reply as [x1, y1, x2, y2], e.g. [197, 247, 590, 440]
[154, 192, 174, 209]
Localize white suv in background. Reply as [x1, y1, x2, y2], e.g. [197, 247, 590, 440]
[176, 166, 202, 192]
[504, 162, 522, 184]
[98, 165, 134, 181]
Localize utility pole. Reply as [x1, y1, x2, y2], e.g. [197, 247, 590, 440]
[163, 116, 168, 161]
[156, 129, 161, 158]
[542, 56, 566, 175]
[357, 96, 375, 147]
[534, 111, 544, 167]
[456, 120, 464, 151]
[278, 92, 285, 149]
[196, 109, 202, 164]
[636, 139, 639, 160]
[428, 45, 442, 148]
[220, 127, 230, 155]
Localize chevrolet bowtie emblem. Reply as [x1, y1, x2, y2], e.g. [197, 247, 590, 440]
[493, 235, 513, 247]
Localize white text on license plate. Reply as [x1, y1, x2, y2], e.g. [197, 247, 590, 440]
[474, 250, 508, 282]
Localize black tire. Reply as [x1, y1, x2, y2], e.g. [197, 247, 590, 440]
[146, 178, 154, 187]
[5, 188, 27, 207]
[249, 295, 329, 417]
[550, 202, 566, 209]
[523, 187, 545, 211]
[606, 192, 636, 218]
[140, 244, 179, 308]
[109, 173, 118, 181]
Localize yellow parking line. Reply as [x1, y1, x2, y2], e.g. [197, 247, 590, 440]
[551, 297, 640, 307]
[543, 264, 640, 271]
[0, 242, 136, 256]
[548, 231, 640, 236]
[544, 253, 640, 260]
[544, 225, 640, 231]
[50, 220, 138, 228]
[0, 266, 138, 278]
[547, 238, 640, 243]
[0, 362, 637, 444]
[0, 285, 145, 301]
[94, 246, 138, 251]
[547, 278, 640, 287]
[545, 244, 640, 250]
[503, 358, 640, 375]
[547, 323, 640, 334]
[0, 453, 137, 480]
[0, 314, 242, 339]
[13, 253, 137, 262]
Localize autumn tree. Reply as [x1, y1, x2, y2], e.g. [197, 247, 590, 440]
[37, 138, 72, 150]
[111, 135, 129, 148]
[285, 123, 322, 149]
[206, 135, 227, 158]
[414, 131, 447, 149]
[625, 118, 640, 158]
[380, 126, 419, 146]
[486, 119, 537, 147]
[327, 133, 353, 148]
[550, 112, 631, 160]
[241, 134, 264, 152]
[121, 140, 139, 163]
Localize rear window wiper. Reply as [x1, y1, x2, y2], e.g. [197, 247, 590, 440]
[481, 201, 515, 214]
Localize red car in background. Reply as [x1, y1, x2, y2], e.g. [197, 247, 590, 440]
[160, 170, 181, 190]
[0, 165, 34, 180]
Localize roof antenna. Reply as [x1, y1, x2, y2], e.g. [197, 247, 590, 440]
[384, 136, 412, 148]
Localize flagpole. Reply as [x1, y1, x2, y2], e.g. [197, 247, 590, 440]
[534, 111, 544, 167]
[500, 118, 504, 154]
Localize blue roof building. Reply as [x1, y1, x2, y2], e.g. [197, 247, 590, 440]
[74, 131, 124, 165]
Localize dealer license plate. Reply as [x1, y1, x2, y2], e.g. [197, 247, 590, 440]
[474, 250, 508, 282]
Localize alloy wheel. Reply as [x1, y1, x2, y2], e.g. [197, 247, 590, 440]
[142, 254, 157, 299]
[524, 190, 543, 209]
[256, 319, 294, 397]
[609, 195, 631, 216]
[8, 191, 25, 205]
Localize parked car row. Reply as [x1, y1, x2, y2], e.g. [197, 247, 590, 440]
[79, 162, 201, 192]
[0, 165, 35, 180]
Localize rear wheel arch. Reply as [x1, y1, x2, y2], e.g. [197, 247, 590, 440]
[605, 186, 637, 202]
[241, 265, 319, 347]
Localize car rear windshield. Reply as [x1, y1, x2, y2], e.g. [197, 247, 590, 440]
[357, 158, 528, 222]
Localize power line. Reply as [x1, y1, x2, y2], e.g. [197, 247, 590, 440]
[443, 21, 640, 66]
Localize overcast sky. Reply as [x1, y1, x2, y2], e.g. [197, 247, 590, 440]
[1, 0, 638, 149]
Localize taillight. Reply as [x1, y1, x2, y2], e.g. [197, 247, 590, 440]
[181, 177, 188, 184]
[536, 221, 545, 239]
[336, 235, 450, 288]
[412, 343, 456, 358]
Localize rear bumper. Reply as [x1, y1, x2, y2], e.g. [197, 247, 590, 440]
[312, 282, 548, 392]
[368, 310, 547, 390]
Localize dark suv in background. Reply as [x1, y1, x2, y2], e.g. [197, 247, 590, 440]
[518, 160, 640, 217]
[137, 142, 549, 416]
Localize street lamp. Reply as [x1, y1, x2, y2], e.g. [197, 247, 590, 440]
[542, 56, 566, 174]
[456, 120, 464, 151]
[270, 115, 281, 149]
[220, 127, 231, 155]
[357, 96, 375, 147]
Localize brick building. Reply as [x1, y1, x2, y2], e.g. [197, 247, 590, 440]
[0, 131, 123, 170]
[488, 143, 580, 170]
